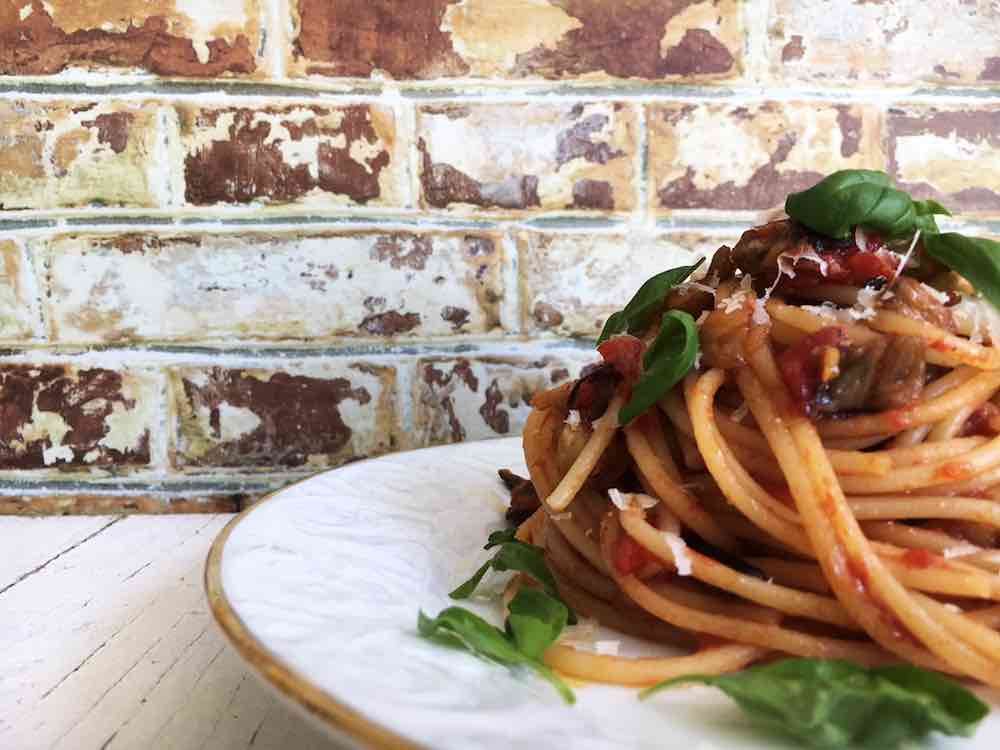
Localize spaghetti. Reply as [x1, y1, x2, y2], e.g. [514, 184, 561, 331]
[516, 215, 1000, 688]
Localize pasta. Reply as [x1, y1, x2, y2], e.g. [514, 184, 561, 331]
[516, 216, 1000, 688]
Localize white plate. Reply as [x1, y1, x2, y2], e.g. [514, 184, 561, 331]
[206, 438, 1000, 750]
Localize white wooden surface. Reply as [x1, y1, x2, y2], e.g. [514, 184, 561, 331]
[0, 515, 346, 750]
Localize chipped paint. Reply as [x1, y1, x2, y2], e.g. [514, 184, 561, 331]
[519, 231, 731, 337]
[770, 0, 1000, 85]
[0, 0, 261, 76]
[418, 102, 636, 213]
[414, 355, 594, 447]
[0, 100, 158, 210]
[171, 363, 397, 469]
[43, 231, 504, 343]
[179, 104, 397, 206]
[650, 102, 882, 212]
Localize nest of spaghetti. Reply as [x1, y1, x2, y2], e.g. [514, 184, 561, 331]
[517, 219, 1000, 688]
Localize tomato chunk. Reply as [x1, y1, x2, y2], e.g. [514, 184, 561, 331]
[598, 335, 645, 384]
[613, 535, 653, 576]
[776, 327, 848, 414]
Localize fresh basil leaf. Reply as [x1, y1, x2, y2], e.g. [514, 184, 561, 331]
[597, 259, 704, 344]
[924, 233, 1000, 309]
[640, 658, 988, 750]
[913, 198, 951, 235]
[505, 588, 569, 661]
[418, 595, 576, 704]
[619, 310, 699, 425]
[451, 534, 556, 602]
[418, 608, 524, 664]
[785, 170, 919, 239]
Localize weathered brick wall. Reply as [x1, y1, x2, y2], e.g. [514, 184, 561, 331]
[0, 0, 998, 513]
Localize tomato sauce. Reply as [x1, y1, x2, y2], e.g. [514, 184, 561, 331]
[613, 534, 654, 576]
[776, 326, 848, 415]
[597, 335, 644, 384]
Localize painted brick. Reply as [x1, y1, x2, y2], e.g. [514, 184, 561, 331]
[176, 103, 399, 207]
[0, 100, 161, 210]
[170, 363, 397, 470]
[769, 0, 1000, 86]
[649, 101, 882, 214]
[0, 0, 263, 77]
[520, 231, 733, 337]
[0, 493, 248, 515]
[417, 102, 637, 213]
[888, 105, 1000, 214]
[0, 365, 157, 471]
[41, 230, 504, 343]
[289, 0, 741, 82]
[0, 239, 43, 341]
[412, 354, 596, 447]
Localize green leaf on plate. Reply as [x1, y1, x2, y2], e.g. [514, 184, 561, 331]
[597, 259, 704, 345]
[619, 310, 699, 425]
[924, 233, 1000, 311]
[640, 658, 988, 749]
[505, 587, 569, 661]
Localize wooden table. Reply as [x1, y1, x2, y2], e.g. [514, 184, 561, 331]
[1, 515, 345, 750]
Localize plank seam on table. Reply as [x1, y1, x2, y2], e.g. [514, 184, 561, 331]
[148, 641, 227, 747]
[0, 515, 123, 597]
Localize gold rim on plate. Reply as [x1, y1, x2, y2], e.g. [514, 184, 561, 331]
[204, 490, 423, 750]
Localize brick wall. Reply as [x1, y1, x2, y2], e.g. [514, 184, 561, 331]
[1, 0, 998, 514]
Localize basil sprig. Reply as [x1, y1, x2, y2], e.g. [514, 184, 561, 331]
[784, 170, 950, 240]
[418, 588, 575, 704]
[641, 658, 988, 749]
[449, 529, 574, 623]
[786, 169, 1000, 312]
[597, 258, 704, 344]
[619, 310, 699, 425]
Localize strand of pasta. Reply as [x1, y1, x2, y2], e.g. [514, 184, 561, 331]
[742, 341, 1000, 683]
[890, 368, 980, 447]
[870, 310, 1000, 370]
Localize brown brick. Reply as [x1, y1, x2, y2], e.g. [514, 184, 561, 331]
[769, 0, 1000, 85]
[177, 103, 399, 207]
[0, 365, 156, 471]
[0, 100, 161, 210]
[41, 230, 504, 343]
[0, 493, 247, 515]
[417, 102, 637, 214]
[0, 0, 263, 77]
[519, 231, 732, 337]
[0, 239, 43, 341]
[649, 102, 883, 214]
[289, 0, 741, 81]
[888, 105, 1000, 214]
[413, 354, 595, 447]
[170, 363, 397, 469]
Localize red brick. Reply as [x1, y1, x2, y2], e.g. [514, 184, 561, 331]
[0, 365, 157, 471]
[412, 354, 595, 447]
[417, 102, 637, 214]
[41, 230, 504, 343]
[0, 0, 263, 77]
[888, 105, 1000, 214]
[177, 103, 400, 207]
[289, 0, 741, 82]
[649, 101, 883, 214]
[170, 363, 397, 469]
[769, 0, 1000, 85]
[519, 231, 733, 337]
[0, 100, 161, 210]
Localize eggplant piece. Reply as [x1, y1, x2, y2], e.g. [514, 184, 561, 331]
[871, 336, 927, 410]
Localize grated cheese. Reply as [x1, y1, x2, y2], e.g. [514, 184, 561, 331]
[608, 488, 659, 511]
[594, 640, 621, 656]
[677, 281, 717, 297]
[943, 543, 980, 559]
[920, 283, 951, 305]
[695, 310, 711, 326]
[564, 410, 582, 428]
[730, 401, 750, 423]
[662, 531, 692, 575]
[550, 511, 573, 521]
[777, 246, 829, 278]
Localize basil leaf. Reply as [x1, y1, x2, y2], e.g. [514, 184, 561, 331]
[785, 170, 920, 239]
[418, 592, 576, 704]
[451, 533, 559, 603]
[597, 258, 704, 344]
[505, 587, 569, 661]
[619, 310, 699, 425]
[913, 198, 951, 235]
[641, 658, 988, 749]
[924, 233, 1000, 310]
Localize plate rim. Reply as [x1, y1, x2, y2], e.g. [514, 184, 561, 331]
[203, 466, 427, 750]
